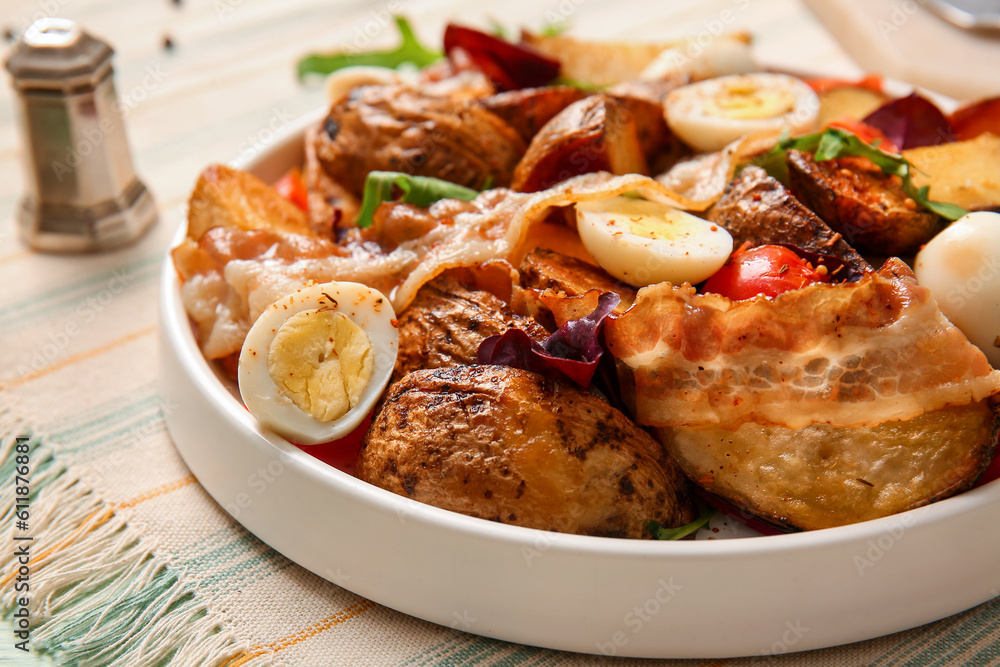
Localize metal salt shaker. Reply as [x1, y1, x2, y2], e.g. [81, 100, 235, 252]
[5, 18, 157, 252]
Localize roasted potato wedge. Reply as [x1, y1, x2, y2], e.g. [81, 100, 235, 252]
[705, 165, 869, 272]
[357, 365, 697, 538]
[520, 31, 678, 87]
[520, 248, 636, 309]
[393, 276, 548, 381]
[904, 133, 1000, 211]
[520, 30, 751, 87]
[479, 86, 587, 143]
[786, 151, 944, 256]
[186, 164, 313, 241]
[512, 94, 648, 192]
[314, 87, 525, 196]
[657, 400, 998, 531]
[816, 86, 889, 127]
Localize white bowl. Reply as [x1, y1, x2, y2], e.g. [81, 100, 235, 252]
[160, 102, 1000, 659]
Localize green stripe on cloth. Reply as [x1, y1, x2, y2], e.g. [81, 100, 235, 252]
[47, 385, 162, 443]
[0, 421, 242, 666]
[399, 633, 550, 667]
[0, 255, 161, 333]
[874, 597, 1000, 667]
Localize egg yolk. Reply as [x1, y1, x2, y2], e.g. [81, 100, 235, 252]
[612, 207, 704, 242]
[266, 309, 374, 422]
[706, 83, 795, 120]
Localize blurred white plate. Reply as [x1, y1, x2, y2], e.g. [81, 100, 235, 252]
[160, 82, 1000, 659]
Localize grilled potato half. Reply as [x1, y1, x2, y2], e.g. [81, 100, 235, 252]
[656, 400, 998, 531]
[357, 365, 697, 538]
[786, 150, 945, 256]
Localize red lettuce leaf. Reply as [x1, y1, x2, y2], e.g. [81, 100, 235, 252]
[862, 93, 955, 150]
[443, 23, 560, 91]
[477, 292, 620, 387]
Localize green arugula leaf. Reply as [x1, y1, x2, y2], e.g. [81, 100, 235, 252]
[648, 508, 716, 541]
[297, 17, 443, 79]
[538, 20, 570, 37]
[552, 76, 606, 92]
[488, 18, 511, 40]
[355, 171, 480, 229]
[753, 127, 968, 222]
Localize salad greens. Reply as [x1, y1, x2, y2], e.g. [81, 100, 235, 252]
[754, 127, 968, 221]
[355, 171, 479, 229]
[297, 17, 442, 79]
[649, 508, 717, 541]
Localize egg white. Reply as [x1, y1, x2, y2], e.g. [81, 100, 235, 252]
[665, 72, 820, 153]
[575, 195, 733, 287]
[914, 211, 1000, 368]
[238, 281, 399, 445]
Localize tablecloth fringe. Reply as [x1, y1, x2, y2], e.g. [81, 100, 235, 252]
[0, 417, 260, 667]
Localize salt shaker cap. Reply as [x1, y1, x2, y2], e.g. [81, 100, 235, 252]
[5, 19, 114, 92]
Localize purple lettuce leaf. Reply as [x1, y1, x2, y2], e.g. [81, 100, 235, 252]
[862, 93, 955, 150]
[477, 291, 621, 387]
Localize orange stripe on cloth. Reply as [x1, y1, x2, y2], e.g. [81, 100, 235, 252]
[1, 325, 157, 390]
[114, 475, 198, 510]
[224, 600, 377, 665]
[0, 248, 33, 267]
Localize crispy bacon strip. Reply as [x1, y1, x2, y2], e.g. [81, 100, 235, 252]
[605, 258, 1000, 430]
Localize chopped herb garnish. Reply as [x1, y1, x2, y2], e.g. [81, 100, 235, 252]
[355, 171, 479, 229]
[649, 507, 717, 541]
[297, 17, 442, 79]
[754, 127, 968, 221]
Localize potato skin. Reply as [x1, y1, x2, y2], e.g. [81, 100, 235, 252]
[357, 365, 697, 538]
[706, 165, 870, 273]
[511, 94, 648, 193]
[657, 401, 998, 531]
[479, 86, 587, 143]
[393, 276, 548, 381]
[786, 151, 945, 256]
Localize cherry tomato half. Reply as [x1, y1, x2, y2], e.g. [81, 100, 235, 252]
[702, 245, 831, 301]
[275, 167, 309, 213]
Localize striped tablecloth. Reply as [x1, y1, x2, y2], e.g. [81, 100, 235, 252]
[1, 0, 998, 664]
